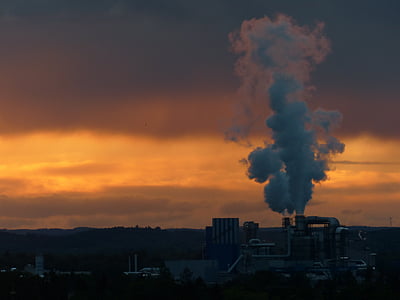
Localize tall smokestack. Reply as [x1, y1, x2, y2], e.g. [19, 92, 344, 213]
[229, 15, 344, 215]
[295, 215, 306, 234]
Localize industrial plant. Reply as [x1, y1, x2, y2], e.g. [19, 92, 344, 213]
[166, 13, 374, 284]
[166, 215, 375, 283]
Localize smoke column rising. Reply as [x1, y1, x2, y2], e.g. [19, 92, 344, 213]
[230, 15, 344, 215]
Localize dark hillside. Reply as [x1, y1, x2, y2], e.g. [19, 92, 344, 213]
[0, 227, 205, 255]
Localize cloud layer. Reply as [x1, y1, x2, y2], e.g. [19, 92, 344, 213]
[0, 1, 398, 228]
[0, 134, 396, 228]
[0, 1, 397, 138]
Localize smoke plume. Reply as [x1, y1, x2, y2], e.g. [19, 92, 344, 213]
[230, 15, 344, 215]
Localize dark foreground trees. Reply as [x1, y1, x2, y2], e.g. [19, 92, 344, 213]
[0, 269, 399, 300]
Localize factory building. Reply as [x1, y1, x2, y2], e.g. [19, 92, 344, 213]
[205, 218, 240, 270]
[166, 215, 371, 283]
[234, 215, 351, 273]
[204, 215, 369, 276]
[243, 221, 259, 243]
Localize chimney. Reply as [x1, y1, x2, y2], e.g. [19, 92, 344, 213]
[295, 215, 306, 234]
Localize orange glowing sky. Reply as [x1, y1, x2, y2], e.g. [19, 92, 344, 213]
[0, 1, 398, 228]
[0, 133, 398, 228]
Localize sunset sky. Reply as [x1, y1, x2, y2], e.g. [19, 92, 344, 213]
[0, 0, 399, 229]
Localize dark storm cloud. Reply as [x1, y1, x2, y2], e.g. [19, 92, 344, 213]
[0, 0, 398, 138]
[0, 185, 261, 223]
[0, 193, 174, 218]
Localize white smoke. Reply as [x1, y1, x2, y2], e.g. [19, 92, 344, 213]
[229, 15, 344, 215]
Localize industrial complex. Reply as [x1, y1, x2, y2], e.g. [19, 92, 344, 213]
[166, 215, 375, 283]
